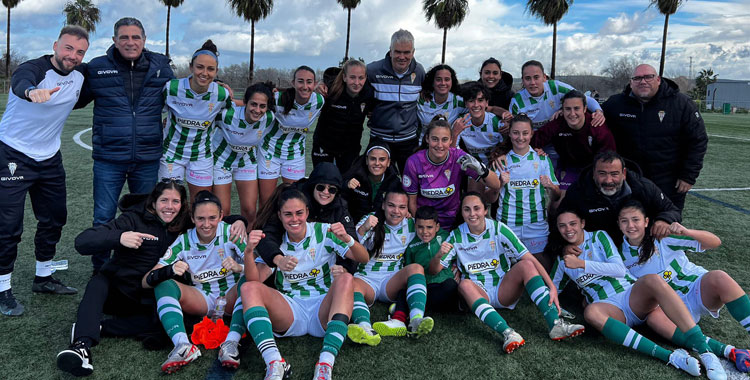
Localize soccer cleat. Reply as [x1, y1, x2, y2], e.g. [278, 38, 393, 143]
[218, 340, 240, 369]
[32, 276, 77, 295]
[347, 323, 381, 346]
[699, 352, 727, 380]
[264, 359, 292, 380]
[373, 318, 407, 337]
[160, 343, 201, 374]
[407, 316, 434, 338]
[729, 348, 750, 372]
[312, 362, 333, 380]
[667, 349, 701, 376]
[57, 341, 93, 377]
[0, 289, 24, 316]
[548, 319, 585, 341]
[501, 328, 525, 354]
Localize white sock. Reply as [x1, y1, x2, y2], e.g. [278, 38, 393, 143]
[225, 331, 241, 343]
[725, 344, 735, 358]
[358, 321, 372, 329]
[0, 273, 11, 292]
[35, 260, 52, 277]
[172, 332, 190, 346]
[318, 351, 335, 366]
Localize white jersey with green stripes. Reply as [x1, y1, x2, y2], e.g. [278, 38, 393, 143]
[275, 222, 349, 298]
[551, 230, 636, 304]
[213, 106, 274, 170]
[355, 214, 416, 276]
[495, 148, 558, 227]
[620, 235, 707, 296]
[509, 79, 601, 130]
[261, 91, 324, 160]
[456, 111, 504, 164]
[440, 218, 529, 288]
[418, 93, 466, 128]
[162, 77, 232, 161]
[159, 221, 245, 297]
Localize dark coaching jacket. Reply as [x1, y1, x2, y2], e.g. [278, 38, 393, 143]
[76, 46, 174, 163]
[602, 78, 707, 190]
[559, 160, 681, 243]
[313, 84, 375, 153]
[483, 70, 515, 110]
[342, 154, 401, 223]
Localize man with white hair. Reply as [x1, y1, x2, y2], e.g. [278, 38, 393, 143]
[603, 64, 707, 212]
[367, 29, 425, 172]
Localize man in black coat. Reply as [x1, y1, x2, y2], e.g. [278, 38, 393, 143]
[603, 64, 707, 212]
[559, 151, 681, 244]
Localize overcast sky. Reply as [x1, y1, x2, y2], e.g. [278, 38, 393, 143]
[5, 0, 750, 81]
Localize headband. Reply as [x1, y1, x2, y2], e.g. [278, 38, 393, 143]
[192, 50, 218, 63]
[367, 145, 391, 158]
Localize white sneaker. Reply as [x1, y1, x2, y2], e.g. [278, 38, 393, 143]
[668, 349, 701, 376]
[264, 359, 291, 380]
[700, 352, 728, 380]
[347, 323, 381, 346]
[548, 319, 585, 340]
[312, 362, 333, 380]
[407, 316, 434, 338]
[373, 318, 407, 337]
[501, 328, 525, 354]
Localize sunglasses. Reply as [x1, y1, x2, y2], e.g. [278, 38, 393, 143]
[160, 177, 184, 185]
[315, 184, 338, 194]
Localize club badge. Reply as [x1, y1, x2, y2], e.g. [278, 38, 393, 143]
[361, 103, 366, 113]
[658, 110, 666, 122]
[410, 73, 416, 84]
[588, 136, 593, 146]
[309, 248, 315, 260]
[208, 103, 215, 113]
[444, 169, 451, 179]
[8, 162, 17, 176]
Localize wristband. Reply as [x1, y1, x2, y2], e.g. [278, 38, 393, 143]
[25, 86, 37, 99]
[346, 237, 356, 248]
[146, 264, 176, 287]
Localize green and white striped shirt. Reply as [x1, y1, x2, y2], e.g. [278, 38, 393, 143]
[356, 214, 416, 276]
[495, 148, 558, 226]
[213, 105, 274, 170]
[510, 79, 601, 130]
[456, 111, 504, 164]
[260, 91, 324, 160]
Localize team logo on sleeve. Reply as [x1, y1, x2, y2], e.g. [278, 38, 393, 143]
[162, 248, 173, 261]
[402, 175, 412, 187]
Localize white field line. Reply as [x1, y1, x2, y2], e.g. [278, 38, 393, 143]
[708, 133, 750, 142]
[691, 187, 750, 192]
[73, 128, 92, 150]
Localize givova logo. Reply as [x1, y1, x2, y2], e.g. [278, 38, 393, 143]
[464, 258, 499, 274]
[2, 161, 23, 181]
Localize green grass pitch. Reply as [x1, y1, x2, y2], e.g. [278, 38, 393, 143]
[0, 96, 748, 379]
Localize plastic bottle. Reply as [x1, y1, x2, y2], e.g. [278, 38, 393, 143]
[212, 296, 227, 322]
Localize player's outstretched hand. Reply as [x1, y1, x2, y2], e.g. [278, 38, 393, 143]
[120, 231, 157, 249]
[28, 87, 60, 103]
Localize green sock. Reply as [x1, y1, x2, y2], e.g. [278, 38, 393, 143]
[682, 325, 711, 353]
[154, 280, 188, 346]
[321, 319, 348, 361]
[726, 295, 750, 334]
[226, 297, 245, 342]
[671, 328, 730, 358]
[244, 306, 281, 365]
[601, 317, 671, 362]
[471, 298, 509, 334]
[352, 292, 371, 325]
[406, 274, 427, 320]
[525, 275, 558, 329]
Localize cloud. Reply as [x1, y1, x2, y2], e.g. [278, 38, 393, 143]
[600, 11, 656, 35]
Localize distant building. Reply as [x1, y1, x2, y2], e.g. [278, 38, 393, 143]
[706, 79, 750, 111]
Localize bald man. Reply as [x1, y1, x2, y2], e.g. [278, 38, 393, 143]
[602, 64, 707, 212]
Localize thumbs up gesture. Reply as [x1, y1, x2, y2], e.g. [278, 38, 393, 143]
[27, 87, 60, 103]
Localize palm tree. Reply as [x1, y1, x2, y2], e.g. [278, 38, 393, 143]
[525, 0, 573, 79]
[649, 0, 686, 77]
[422, 0, 468, 64]
[160, 0, 185, 58]
[63, 0, 101, 33]
[227, 0, 274, 83]
[336, 0, 361, 62]
[2, 0, 21, 78]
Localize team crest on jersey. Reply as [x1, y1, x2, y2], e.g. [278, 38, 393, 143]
[549, 100, 555, 108]
[208, 103, 215, 112]
[360, 103, 366, 113]
[309, 248, 316, 260]
[7, 162, 17, 176]
[308, 111, 313, 121]
[217, 248, 225, 259]
[401, 236, 406, 245]
[444, 169, 451, 179]
[410, 73, 416, 84]
[464, 258, 499, 274]
[588, 136, 593, 146]
[533, 162, 539, 171]
[658, 110, 666, 122]
[489, 241, 496, 251]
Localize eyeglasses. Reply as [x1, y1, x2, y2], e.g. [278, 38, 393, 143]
[630, 74, 657, 83]
[160, 177, 184, 185]
[315, 184, 338, 194]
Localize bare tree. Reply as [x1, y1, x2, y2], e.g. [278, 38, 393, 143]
[601, 56, 638, 90]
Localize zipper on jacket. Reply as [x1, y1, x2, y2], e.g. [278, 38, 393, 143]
[131, 60, 136, 161]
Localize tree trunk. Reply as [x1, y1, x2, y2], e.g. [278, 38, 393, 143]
[249, 19, 255, 84]
[344, 8, 351, 62]
[441, 28, 447, 64]
[5, 7, 10, 78]
[550, 22, 557, 79]
[659, 13, 669, 77]
[165, 5, 171, 58]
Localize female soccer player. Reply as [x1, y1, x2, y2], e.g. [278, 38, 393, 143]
[403, 117, 501, 230]
[451, 81, 506, 166]
[618, 200, 750, 372]
[430, 193, 584, 354]
[550, 208, 726, 379]
[258, 66, 324, 207]
[240, 188, 368, 380]
[142, 191, 249, 374]
[159, 40, 233, 200]
[417, 64, 466, 141]
[478, 57, 515, 111]
[342, 140, 400, 223]
[348, 188, 434, 345]
[212, 83, 275, 228]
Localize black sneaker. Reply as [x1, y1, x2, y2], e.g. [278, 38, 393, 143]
[32, 276, 77, 295]
[0, 289, 24, 316]
[57, 341, 93, 376]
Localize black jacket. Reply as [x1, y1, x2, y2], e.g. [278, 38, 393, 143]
[257, 163, 359, 273]
[313, 84, 375, 153]
[602, 78, 707, 193]
[484, 71, 515, 110]
[342, 154, 401, 223]
[559, 161, 681, 243]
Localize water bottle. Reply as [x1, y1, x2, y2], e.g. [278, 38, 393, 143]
[212, 296, 227, 322]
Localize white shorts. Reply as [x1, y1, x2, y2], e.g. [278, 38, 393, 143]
[276, 293, 326, 338]
[596, 286, 645, 327]
[257, 147, 305, 180]
[159, 156, 213, 187]
[682, 274, 721, 323]
[508, 221, 549, 254]
[197, 286, 237, 315]
[472, 277, 519, 310]
[354, 271, 398, 305]
[213, 164, 258, 185]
